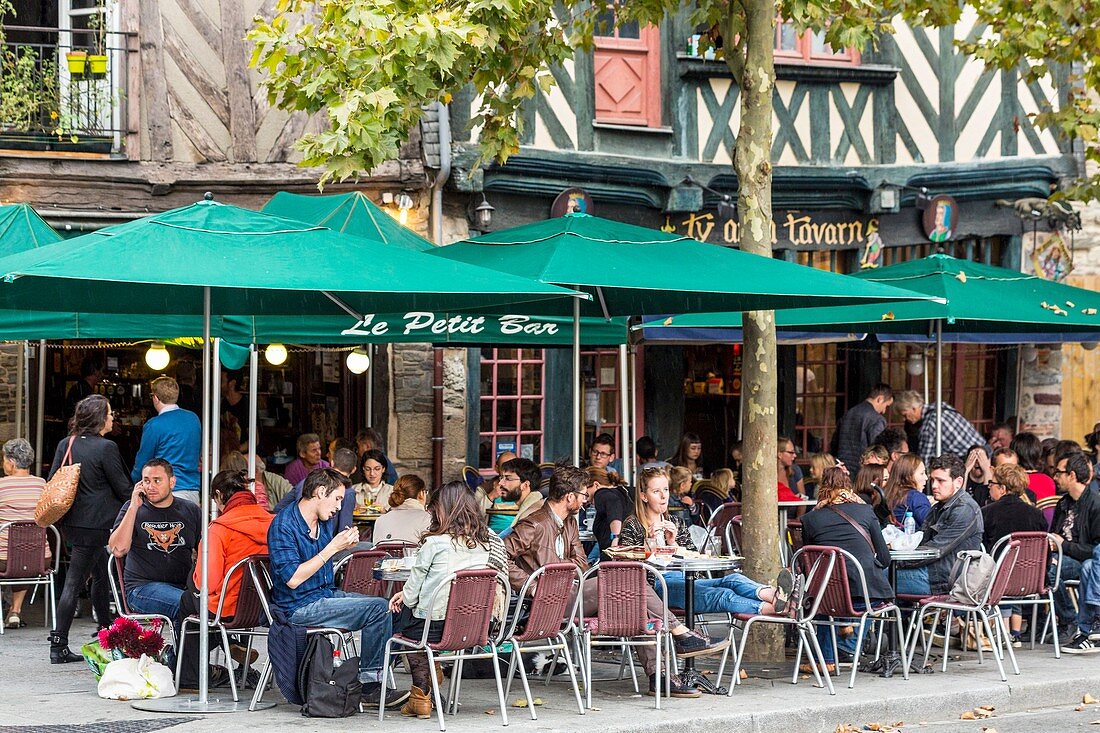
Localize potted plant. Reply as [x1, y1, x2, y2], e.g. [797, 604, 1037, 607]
[87, 0, 109, 77]
[65, 49, 87, 74]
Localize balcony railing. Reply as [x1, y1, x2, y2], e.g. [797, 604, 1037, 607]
[0, 25, 134, 154]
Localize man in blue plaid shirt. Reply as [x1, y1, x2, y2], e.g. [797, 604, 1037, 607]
[894, 390, 987, 463]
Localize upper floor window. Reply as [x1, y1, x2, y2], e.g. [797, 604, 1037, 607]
[776, 21, 860, 65]
[592, 9, 662, 128]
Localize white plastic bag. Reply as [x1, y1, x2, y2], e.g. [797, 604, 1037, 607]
[882, 524, 924, 551]
[97, 654, 177, 700]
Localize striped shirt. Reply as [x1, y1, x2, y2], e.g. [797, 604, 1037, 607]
[0, 475, 46, 562]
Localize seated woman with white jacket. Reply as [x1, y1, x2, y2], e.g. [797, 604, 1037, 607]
[387, 481, 506, 719]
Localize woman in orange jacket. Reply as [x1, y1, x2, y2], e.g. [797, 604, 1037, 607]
[194, 470, 274, 618]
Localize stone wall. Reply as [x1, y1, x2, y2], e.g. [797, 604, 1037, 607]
[385, 207, 472, 484]
[0, 346, 21, 443]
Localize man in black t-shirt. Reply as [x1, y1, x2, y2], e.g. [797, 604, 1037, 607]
[109, 458, 201, 627]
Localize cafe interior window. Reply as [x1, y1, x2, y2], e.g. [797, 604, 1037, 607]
[478, 348, 545, 470]
[581, 348, 622, 451]
[794, 343, 849, 458]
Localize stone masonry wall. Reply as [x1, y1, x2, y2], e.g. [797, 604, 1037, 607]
[386, 207, 472, 484]
[0, 346, 20, 443]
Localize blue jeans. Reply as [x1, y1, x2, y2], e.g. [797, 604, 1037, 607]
[896, 567, 930, 596]
[815, 603, 869, 664]
[289, 591, 391, 684]
[1051, 555, 1083, 624]
[662, 572, 766, 615]
[1068, 545, 1100, 634]
[127, 581, 185, 621]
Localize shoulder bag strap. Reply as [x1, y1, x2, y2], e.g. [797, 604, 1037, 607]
[827, 505, 877, 556]
[62, 436, 75, 467]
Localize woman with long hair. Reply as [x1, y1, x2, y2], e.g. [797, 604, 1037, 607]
[388, 481, 506, 718]
[618, 468, 791, 616]
[670, 432, 706, 479]
[48, 395, 132, 663]
[853, 463, 891, 527]
[808, 453, 838, 498]
[883, 453, 932, 527]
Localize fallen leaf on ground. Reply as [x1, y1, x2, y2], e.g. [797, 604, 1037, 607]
[833, 725, 858, 733]
[512, 699, 528, 708]
[1077, 706, 1086, 712]
[960, 712, 976, 720]
[981, 728, 997, 733]
[533, 698, 544, 706]
[1085, 694, 1098, 704]
[740, 669, 748, 680]
[484, 709, 496, 715]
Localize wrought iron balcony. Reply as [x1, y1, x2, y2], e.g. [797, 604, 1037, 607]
[0, 25, 134, 154]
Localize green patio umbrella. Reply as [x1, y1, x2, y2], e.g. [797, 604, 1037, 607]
[0, 203, 63, 252]
[261, 190, 433, 251]
[432, 212, 937, 464]
[0, 196, 584, 712]
[642, 252, 1100, 453]
[0, 198, 584, 316]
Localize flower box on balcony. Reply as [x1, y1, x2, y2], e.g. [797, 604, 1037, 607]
[88, 54, 107, 76]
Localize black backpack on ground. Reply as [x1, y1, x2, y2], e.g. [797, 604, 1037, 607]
[297, 633, 361, 718]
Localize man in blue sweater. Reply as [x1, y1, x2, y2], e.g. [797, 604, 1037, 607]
[132, 376, 201, 503]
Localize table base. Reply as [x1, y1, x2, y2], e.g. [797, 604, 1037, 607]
[859, 651, 935, 678]
[680, 667, 728, 695]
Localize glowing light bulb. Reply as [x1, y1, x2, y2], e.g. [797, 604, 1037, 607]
[265, 343, 288, 366]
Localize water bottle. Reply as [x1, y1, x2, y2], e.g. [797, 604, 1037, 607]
[585, 506, 596, 532]
[332, 649, 342, 668]
[903, 511, 916, 537]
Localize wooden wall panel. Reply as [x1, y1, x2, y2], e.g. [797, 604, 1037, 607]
[1060, 274, 1100, 442]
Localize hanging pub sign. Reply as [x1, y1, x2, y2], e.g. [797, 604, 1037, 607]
[551, 187, 594, 217]
[921, 194, 958, 243]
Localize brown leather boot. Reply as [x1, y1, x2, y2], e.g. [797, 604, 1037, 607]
[401, 686, 433, 719]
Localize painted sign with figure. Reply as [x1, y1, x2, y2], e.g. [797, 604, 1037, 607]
[922, 194, 958, 243]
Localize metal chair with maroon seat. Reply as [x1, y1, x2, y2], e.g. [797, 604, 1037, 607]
[0, 521, 60, 633]
[106, 552, 176, 648]
[905, 540, 1023, 681]
[334, 549, 390, 598]
[991, 531, 1063, 657]
[248, 559, 357, 712]
[795, 545, 906, 689]
[502, 562, 585, 718]
[579, 561, 673, 710]
[726, 548, 837, 696]
[380, 568, 511, 732]
[175, 554, 271, 701]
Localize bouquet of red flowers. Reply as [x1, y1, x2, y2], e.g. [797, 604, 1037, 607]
[97, 617, 165, 660]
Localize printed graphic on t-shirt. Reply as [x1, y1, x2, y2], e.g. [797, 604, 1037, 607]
[1062, 509, 1077, 544]
[142, 521, 186, 553]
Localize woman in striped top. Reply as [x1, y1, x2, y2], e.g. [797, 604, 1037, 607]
[0, 438, 47, 627]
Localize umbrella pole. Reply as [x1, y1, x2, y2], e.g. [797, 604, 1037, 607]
[211, 339, 222, 488]
[935, 320, 943, 456]
[35, 340, 45, 477]
[248, 343, 258, 482]
[619, 343, 630, 484]
[573, 295, 581, 465]
[132, 289, 275, 715]
[14, 342, 23, 439]
[629, 344, 639, 476]
[366, 345, 374, 427]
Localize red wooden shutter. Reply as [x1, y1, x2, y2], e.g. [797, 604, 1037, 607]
[593, 21, 661, 127]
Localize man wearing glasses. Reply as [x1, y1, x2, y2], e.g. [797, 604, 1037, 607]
[587, 433, 623, 479]
[1050, 452, 1100, 653]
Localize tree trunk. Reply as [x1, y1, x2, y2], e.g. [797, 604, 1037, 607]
[730, 0, 781, 663]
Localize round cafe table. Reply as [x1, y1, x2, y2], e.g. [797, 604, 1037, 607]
[652, 555, 742, 695]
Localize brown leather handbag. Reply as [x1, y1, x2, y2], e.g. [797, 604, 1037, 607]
[34, 437, 81, 527]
